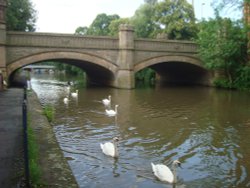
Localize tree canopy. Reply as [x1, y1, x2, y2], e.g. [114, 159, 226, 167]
[75, 0, 197, 40]
[6, 0, 37, 31]
[86, 13, 120, 36]
[196, 16, 247, 87]
[130, 1, 158, 38]
[153, 0, 197, 40]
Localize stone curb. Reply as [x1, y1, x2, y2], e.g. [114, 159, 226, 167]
[27, 90, 78, 187]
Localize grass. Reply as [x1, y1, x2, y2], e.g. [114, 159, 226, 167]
[43, 105, 54, 122]
[27, 115, 42, 186]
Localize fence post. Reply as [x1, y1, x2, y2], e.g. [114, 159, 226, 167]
[23, 87, 30, 187]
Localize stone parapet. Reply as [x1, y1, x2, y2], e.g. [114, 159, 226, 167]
[135, 38, 197, 53]
[7, 31, 119, 49]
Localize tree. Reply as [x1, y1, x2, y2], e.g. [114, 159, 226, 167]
[75, 26, 88, 35]
[196, 16, 247, 88]
[153, 0, 197, 40]
[86, 13, 120, 36]
[131, 1, 158, 38]
[108, 18, 130, 36]
[6, 0, 37, 31]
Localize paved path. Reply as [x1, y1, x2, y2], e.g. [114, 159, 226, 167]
[0, 88, 24, 188]
[0, 88, 78, 187]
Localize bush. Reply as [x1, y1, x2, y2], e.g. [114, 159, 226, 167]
[234, 66, 250, 90]
[213, 78, 231, 88]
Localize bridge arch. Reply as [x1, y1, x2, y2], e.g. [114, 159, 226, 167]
[7, 51, 119, 87]
[134, 55, 205, 72]
[134, 55, 212, 85]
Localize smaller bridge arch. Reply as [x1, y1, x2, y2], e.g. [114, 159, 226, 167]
[7, 51, 119, 87]
[134, 55, 212, 85]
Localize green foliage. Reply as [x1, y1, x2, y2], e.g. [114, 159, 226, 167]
[153, 0, 197, 40]
[109, 18, 131, 36]
[75, 0, 197, 40]
[6, 0, 37, 31]
[87, 13, 120, 36]
[75, 26, 88, 35]
[63, 64, 85, 76]
[213, 78, 231, 88]
[196, 16, 247, 87]
[37, 61, 85, 76]
[135, 68, 155, 87]
[197, 18, 246, 68]
[27, 116, 42, 186]
[43, 105, 54, 122]
[234, 66, 250, 89]
[75, 13, 121, 36]
[131, 2, 158, 38]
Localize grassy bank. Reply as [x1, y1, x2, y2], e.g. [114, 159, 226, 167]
[27, 115, 42, 186]
[27, 90, 78, 187]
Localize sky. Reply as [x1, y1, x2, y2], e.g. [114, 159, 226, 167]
[30, 0, 217, 34]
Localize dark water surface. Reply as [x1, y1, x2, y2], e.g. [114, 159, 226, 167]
[31, 73, 250, 188]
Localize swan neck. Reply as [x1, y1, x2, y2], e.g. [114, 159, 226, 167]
[113, 141, 119, 157]
[172, 163, 177, 183]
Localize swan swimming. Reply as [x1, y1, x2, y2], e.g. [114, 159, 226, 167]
[105, 104, 118, 116]
[100, 137, 119, 158]
[151, 160, 181, 184]
[63, 97, 69, 104]
[102, 95, 111, 107]
[71, 90, 78, 97]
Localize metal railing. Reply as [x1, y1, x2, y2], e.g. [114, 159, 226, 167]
[22, 87, 30, 187]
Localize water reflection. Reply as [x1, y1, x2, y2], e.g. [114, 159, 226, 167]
[31, 73, 250, 188]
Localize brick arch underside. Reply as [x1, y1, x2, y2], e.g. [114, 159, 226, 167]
[134, 55, 212, 85]
[7, 51, 118, 86]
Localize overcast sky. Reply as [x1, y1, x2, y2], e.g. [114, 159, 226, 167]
[31, 0, 215, 34]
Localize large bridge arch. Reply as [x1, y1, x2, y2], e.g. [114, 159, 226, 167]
[7, 51, 119, 87]
[134, 55, 212, 85]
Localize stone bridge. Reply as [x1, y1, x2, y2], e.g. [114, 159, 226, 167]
[0, 1, 213, 89]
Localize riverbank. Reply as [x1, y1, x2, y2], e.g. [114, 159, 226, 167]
[27, 90, 78, 187]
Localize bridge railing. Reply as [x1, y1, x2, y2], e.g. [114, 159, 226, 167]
[22, 87, 30, 187]
[7, 31, 198, 54]
[135, 38, 197, 53]
[7, 31, 119, 49]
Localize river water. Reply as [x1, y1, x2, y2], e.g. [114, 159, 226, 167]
[30, 72, 250, 188]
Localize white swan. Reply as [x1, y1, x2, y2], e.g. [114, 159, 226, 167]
[100, 137, 119, 158]
[151, 160, 181, 184]
[63, 97, 69, 104]
[105, 104, 118, 116]
[71, 90, 78, 97]
[102, 95, 111, 107]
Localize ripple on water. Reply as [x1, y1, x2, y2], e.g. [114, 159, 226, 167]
[32, 76, 250, 188]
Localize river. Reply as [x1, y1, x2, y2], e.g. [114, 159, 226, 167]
[30, 72, 250, 188]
